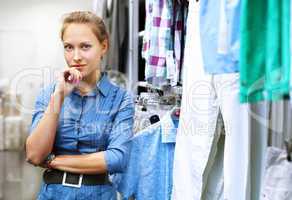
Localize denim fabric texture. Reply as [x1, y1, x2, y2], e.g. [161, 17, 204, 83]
[30, 73, 134, 199]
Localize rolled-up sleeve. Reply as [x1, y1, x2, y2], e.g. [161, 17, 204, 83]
[104, 92, 135, 173]
[29, 85, 54, 134]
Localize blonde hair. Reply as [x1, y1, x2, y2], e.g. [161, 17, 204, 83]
[60, 11, 109, 46]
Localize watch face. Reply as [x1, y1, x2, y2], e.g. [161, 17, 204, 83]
[46, 154, 55, 163]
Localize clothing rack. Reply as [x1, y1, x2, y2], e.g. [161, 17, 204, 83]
[136, 81, 182, 111]
[127, 0, 139, 94]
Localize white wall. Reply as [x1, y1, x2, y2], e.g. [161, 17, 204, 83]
[0, 0, 93, 118]
[0, 0, 93, 77]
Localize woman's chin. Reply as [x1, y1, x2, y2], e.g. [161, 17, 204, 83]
[80, 71, 88, 77]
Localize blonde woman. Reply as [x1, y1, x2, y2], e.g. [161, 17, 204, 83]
[26, 11, 134, 200]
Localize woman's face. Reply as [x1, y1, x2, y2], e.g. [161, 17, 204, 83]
[62, 23, 108, 78]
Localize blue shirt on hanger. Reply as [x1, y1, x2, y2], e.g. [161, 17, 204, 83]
[117, 112, 179, 200]
[199, 0, 241, 74]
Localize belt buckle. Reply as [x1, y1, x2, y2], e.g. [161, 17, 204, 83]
[62, 172, 83, 188]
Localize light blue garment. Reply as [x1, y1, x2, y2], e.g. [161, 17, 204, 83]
[200, 0, 241, 74]
[30, 73, 134, 199]
[117, 113, 178, 200]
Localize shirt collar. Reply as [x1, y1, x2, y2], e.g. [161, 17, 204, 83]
[160, 112, 179, 143]
[96, 72, 111, 97]
[72, 72, 111, 97]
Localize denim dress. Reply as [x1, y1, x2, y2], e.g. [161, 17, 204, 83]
[30, 74, 134, 200]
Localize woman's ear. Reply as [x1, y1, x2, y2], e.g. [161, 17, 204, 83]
[101, 39, 108, 56]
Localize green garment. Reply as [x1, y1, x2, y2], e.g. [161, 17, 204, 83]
[240, 0, 290, 103]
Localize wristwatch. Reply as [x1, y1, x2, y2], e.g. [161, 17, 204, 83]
[44, 153, 56, 167]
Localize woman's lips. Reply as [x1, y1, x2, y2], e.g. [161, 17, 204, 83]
[72, 64, 85, 68]
[71, 65, 86, 70]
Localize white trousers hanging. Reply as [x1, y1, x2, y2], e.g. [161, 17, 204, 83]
[171, 1, 250, 199]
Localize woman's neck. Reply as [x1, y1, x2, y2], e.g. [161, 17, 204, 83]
[77, 70, 101, 95]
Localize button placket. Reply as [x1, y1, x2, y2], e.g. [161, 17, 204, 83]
[76, 96, 85, 149]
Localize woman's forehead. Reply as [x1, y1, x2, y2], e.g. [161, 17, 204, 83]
[63, 24, 98, 43]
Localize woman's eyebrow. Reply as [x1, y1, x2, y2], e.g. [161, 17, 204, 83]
[63, 42, 72, 45]
[80, 41, 92, 44]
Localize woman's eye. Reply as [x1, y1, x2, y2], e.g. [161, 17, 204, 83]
[81, 44, 91, 50]
[64, 45, 73, 51]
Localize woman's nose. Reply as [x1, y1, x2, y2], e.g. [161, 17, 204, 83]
[73, 50, 82, 62]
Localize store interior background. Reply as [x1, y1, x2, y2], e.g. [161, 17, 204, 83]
[1, 1, 291, 200]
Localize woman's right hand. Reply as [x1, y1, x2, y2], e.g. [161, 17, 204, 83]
[55, 68, 83, 97]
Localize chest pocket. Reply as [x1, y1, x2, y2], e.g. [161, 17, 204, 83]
[90, 87, 125, 151]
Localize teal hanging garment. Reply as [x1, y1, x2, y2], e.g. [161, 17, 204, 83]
[240, 0, 291, 103]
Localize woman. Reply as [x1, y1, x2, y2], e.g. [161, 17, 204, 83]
[25, 11, 134, 200]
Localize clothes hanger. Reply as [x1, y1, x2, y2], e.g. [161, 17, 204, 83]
[168, 86, 182, 119]
[170, 96, 181, 119]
